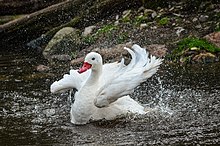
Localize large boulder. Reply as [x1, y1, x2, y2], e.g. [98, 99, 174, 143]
[43, 27, 81, 62]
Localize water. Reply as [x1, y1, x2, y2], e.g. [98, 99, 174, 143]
[0, 51, 220, 145]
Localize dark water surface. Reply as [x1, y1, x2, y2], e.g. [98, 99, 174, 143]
[0, 51, 220, 145]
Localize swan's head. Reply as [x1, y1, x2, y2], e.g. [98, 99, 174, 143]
[78, 52, 102, 73]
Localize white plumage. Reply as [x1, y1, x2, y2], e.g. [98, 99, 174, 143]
[50, 44, 163, 125]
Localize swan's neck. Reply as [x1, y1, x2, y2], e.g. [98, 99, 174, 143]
[85, 65, 102, 86]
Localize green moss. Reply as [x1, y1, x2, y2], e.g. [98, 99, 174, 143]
[168, 37, 220, 63]
[133, 15, 148, 25]
[158, 17, 169, 25]
[95, 24, 117, 35]
[82, 24, 118, 45]
[82, 35, 96, 44]
[176, 37, 220, 53]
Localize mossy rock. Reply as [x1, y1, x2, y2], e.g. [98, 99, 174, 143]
[169, 37, 220, 63]
[177, 37, 220, 53]
[43, 27, 82, 62]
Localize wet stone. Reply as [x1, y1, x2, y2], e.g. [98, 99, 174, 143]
[199, 15, 209, 22]
[43, 109, 56, 117]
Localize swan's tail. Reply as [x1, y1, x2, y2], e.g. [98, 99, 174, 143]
[129, 44, 163, 80]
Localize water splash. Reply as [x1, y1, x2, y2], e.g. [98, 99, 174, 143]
[148, 77, 174, 116]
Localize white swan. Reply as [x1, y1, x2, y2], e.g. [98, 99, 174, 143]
[50, 44, 163, 125]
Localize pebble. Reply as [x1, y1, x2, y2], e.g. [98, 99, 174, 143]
[151, 11, 157, 18]
[140, 23, 147, 29]
[43, 109, 56, 117]
[192, 17, 198, 22]
[195, 24, 202, 29]
[175, 27, 185, 37]
[199, 15, 209, 22]
[82, 25, 96, 37]
[36, 64, 50, 72]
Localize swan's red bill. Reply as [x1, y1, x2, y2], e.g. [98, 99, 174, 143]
[78, 62, 92, 73]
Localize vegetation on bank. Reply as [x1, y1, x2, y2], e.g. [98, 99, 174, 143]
[168, 37, 220, 63]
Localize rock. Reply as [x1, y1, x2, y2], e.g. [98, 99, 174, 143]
[146, 44, 167, 57]
[43, 27, 81, 62]
[114, 20, 119, 25]
[192, 52, 216, 63]
[192, 17, 198, 22]
[115, 15, 119, 20]
[26, 34, 51, 52]
[69, 43, 165, 67]
[36, 65, 50, 72]
[93, 42, 132, 63]
[195, 24, 202, 29]
[82, 25, 96, 37]
[199, 15, 209, 22]
[204, 32, 220, 48]
[140, 23, 147, 29]
[122, 9, 131, 21]
[122, 10, 131, 18]
[151, 11, 157, 19]
[70, 42, 133, 65]
[138, 6, 145, 13]
[43, 109, 56, 117]
[175, 27, 185, 37]
[190, 47, 200, 51]
[143, 9, 156, 18]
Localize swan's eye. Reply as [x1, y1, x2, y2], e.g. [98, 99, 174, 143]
[92, 57, 95, 60]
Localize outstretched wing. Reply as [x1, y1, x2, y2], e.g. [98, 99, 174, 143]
[94, 44, 163, 108]
[50, 69, 90, 93]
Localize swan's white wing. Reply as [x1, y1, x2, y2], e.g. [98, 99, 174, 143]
[50, 69, 90, 93]
[94, 44, 163, 108]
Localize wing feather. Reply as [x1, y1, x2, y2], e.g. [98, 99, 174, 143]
[50, 69, 90, 93]
[94, 44, 163, 108]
